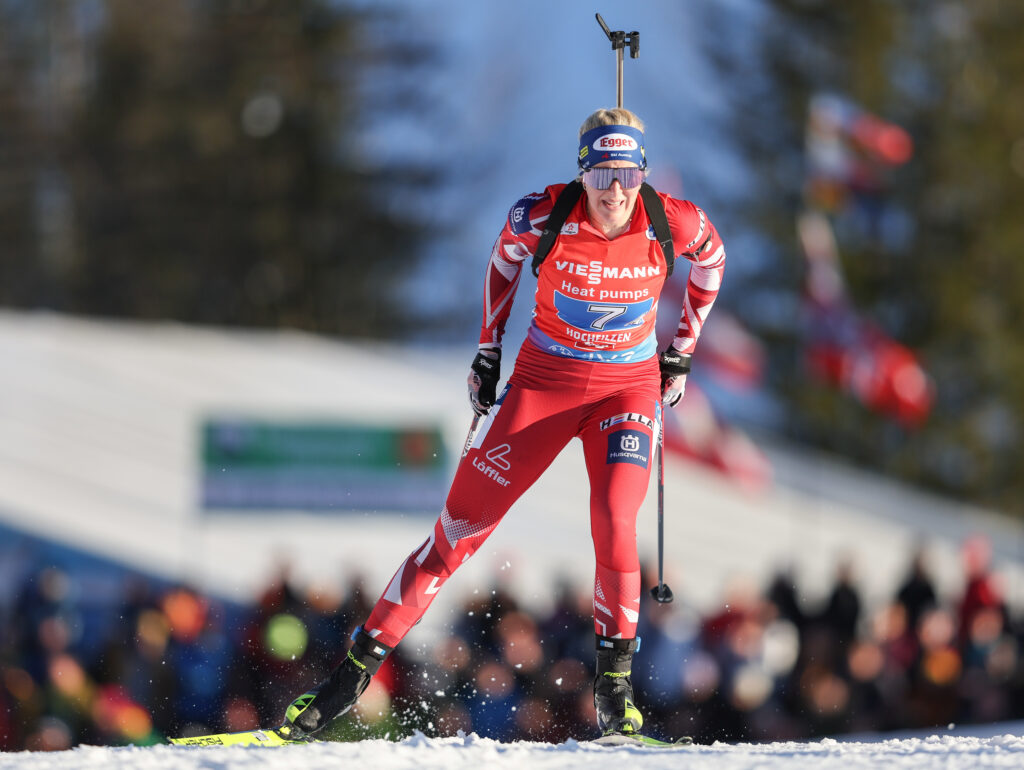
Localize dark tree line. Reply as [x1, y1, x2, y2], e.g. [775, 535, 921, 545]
[0, 0, 438, 337]
[722, 0, 1024, 514]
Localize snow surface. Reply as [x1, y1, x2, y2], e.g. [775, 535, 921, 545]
[3, 730, 1024, 770]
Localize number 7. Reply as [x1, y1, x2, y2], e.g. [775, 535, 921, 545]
[587, 304, 627, 330]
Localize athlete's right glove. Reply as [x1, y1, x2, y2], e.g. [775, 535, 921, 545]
[467, 346, 501, 416]
[659, 347, 692, 407]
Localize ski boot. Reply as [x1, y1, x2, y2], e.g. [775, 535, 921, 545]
[593, 635, 643, 735]
[281, 628, 392, 739]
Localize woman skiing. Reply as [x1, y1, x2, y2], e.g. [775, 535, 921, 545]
[282, 106, 726, 740]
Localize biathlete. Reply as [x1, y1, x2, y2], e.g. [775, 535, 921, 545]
[282, 106, 726, 739]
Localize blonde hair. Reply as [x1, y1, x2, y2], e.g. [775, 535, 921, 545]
[578, 107, 645, 139]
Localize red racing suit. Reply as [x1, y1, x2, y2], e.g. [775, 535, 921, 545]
[363, 184, 725, 647]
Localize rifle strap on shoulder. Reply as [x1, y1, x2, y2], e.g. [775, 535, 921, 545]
[639, 183, 675, 277]
[532, 180, 583, 277]
[530, 180, 675, 277]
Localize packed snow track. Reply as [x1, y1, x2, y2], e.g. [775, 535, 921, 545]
[2, 730, 1024, 770]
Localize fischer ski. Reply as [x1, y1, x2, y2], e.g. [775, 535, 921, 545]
[591, 731, 693, 748]
[168, 725, 314, 747]
[169, 726, 691, 749]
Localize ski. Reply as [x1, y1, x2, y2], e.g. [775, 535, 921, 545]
[591, 732, 693, 748]
[169, 726, 690, 749]
[169, 725, 313, 747]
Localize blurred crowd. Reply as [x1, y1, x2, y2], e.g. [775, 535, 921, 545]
[2, 535, 1023, 750]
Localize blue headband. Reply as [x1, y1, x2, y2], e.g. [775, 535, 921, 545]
[578, 124, 646, 170]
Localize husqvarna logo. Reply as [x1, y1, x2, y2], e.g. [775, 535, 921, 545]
[474, 443, 512, 486]
[606, 430, 650, 468]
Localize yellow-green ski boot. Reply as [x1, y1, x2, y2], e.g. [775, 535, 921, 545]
[282, 628, 392, 738]
[593, 635, 643, 735]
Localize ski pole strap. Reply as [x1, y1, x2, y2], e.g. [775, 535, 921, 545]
[530, 181, 674, 277]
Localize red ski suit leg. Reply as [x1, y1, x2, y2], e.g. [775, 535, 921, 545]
[580, 388, 660, 639]
[363, 344, 660, 648]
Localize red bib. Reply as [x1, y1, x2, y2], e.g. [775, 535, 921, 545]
[528, 196, 668, 363]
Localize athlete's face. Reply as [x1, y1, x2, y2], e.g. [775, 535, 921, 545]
[582, 160, 642, 237]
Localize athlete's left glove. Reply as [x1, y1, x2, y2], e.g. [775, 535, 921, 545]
[468, 346, 501, 416]
[659, 347, 692, 407]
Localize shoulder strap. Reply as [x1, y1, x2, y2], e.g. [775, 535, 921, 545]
[531, 180, 583, 277]
[639, 183, 675, 277]
[530, 180, 676, 277]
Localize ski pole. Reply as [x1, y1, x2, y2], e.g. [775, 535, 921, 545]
[650, 414, 674, 603]
[461, 413, 482, 458]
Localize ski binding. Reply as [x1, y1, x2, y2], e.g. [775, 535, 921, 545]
[591, 731, 693, 748]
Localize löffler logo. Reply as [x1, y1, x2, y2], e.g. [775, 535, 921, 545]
[474, 443, 512, 486]
[485, 444, 511, 470]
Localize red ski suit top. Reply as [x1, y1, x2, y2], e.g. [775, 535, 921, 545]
[482, 183, 725, 360]
[363, 183, 725, 647]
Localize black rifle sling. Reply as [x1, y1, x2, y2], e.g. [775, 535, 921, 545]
[531, 180, 583, 277]
[638, 183, 675, 276]
[530, 181, 675, 277]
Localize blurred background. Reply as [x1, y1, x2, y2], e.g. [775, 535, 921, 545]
[2, 0, 1024, 751]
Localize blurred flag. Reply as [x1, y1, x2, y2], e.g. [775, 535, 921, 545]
[798, 210, 934, 428]
[663, 383, 773, 491]
[805, 92, 914, 212]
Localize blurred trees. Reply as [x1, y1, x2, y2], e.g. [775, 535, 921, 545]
[0, 0, 437, 337]
[730, 0, 1024, 514]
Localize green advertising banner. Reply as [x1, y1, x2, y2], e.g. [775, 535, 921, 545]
[201, 420, 449, 512]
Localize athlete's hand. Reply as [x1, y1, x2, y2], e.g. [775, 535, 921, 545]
[468, 346, 501, 416]
[659, 348, 692, 408]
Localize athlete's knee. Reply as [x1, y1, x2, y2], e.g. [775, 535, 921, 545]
[593, 531, 640, 574]
[592, 507, 641, 545]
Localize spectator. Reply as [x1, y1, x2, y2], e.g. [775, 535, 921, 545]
[958, 535, 1006, 648]
[895, 546, 938, 634]
[767, 566, 807, 633]
[819, 559, 861, 647]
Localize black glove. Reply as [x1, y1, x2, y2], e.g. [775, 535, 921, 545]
[467, 347, 501, 416]
[659, 348, 692, 407]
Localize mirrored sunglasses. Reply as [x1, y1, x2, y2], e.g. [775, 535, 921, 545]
[581, 166, 646, 190]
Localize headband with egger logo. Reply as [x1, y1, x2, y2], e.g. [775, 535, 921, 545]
[578, 124, 646, 170]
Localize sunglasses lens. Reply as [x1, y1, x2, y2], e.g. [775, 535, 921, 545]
[583, 167, 645, 189]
